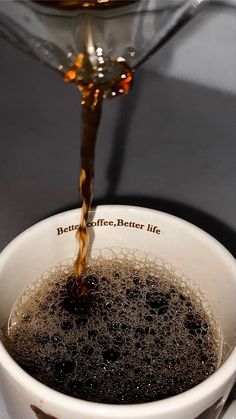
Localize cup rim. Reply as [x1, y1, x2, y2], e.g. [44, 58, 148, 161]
[0, 205, 236, 418]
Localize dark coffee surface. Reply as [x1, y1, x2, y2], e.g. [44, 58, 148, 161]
[7, 255, 221, 404]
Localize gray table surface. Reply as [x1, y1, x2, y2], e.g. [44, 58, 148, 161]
[0, 14, 236, 418]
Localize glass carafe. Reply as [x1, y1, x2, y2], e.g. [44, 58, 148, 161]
[0, 0, 206, 93]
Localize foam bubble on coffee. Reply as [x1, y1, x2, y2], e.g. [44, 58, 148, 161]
[7, 249, 223, 404]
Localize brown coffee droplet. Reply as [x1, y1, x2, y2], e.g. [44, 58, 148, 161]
[31, 404, 59, 419]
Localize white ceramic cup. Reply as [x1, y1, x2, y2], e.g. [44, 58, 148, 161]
[0, 205, 236, 419]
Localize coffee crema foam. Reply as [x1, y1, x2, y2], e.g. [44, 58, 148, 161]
[7, 249, 222, 404]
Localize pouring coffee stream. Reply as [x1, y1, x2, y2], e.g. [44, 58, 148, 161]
[63, 49, 133, 285]
[0, 0, 206, 287]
